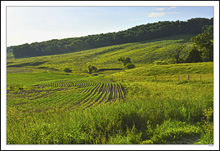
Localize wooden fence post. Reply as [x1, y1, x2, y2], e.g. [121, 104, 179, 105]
[188, 74, 190, 80]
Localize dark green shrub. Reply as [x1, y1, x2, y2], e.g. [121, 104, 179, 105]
[125, 63, 135, 69]
[64, 68, 72, 73]
[88, 65, 97, 74]
[9, 84, 24, 91]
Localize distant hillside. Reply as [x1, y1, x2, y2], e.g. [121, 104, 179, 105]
[7, 46, 14, 59]
[11, 17, 213, 58]
[7, 46, 14, 53]
[7, 34, 197, 74]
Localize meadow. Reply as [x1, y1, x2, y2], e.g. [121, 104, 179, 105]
[6, 34, 213, 144]
[7, 34, 195, 75]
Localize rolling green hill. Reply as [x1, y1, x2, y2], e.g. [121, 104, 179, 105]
[10, 17, 212, 58]
[6, 31, 213, 144]
[7, 34, 196, 75]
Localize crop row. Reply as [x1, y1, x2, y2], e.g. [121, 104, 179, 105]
[52, 80, 125, 110]
[11, 80, 126, 113]
[65, 82, 126, 110]
[40, 79, 110, 88]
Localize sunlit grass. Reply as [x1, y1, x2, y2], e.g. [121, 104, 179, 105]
[7, 66, 213, 144]
[6, 34, 213, 144]
[7, 34, 195, 75]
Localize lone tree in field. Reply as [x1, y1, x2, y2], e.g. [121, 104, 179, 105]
[118, 57, 132, 66]
[88, 65, 97, 74]
[118, 57, 135, 69]
[170, 44, 186, 64]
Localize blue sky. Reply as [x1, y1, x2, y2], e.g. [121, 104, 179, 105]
[7, 6, 213, 47]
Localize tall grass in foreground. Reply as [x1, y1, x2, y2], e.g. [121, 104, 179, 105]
[7, 79, 213, 144]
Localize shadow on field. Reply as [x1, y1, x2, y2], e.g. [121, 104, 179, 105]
[121, 112, 148, 131]
[137, 35, 194, 44]
[38, 66, 59, 71]
[7, 61, 48, 67]
[97, 68, 123, 72]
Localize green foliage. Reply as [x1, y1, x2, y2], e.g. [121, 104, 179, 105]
[88, 65, 97, 74]
[7, 34, 197, 75]
[11, 18, 212, 58]
[148, 120, 201, 144]
[64, 68, 72, 73]
[124, 63, 135, 69]
[186, 46, 202, 63]
[169, 44, 187, 63]
[190, 30, 213, 61]
[111, 62, 213, 77]
[141, 140, 153, 144]
[118, 57, 135, 70]
[118, 57, 132, 66]
[154, 60, 169, 65]
[202, 107, 213, 122]
[7, 65, 213, 144]
[199, 122, 213, 144]
[6, 30, 213, 144]
[195, 107, 213, 144]
[202, 25, 213, 36]
[9, 84, 24, 91]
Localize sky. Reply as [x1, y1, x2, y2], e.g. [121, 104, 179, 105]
[7, 6, 214, 47]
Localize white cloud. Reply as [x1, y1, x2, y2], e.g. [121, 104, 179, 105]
[147, 12, 179, 18]
[169, 7, 177, 9]
[167, 12, 179, 14]
[153, 8, 165, 11]
[148, 12, 166, 18]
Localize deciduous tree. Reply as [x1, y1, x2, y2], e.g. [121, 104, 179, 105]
[88, 65, 97, 74]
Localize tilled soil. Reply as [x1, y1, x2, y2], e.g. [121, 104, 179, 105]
[8, 80, 126, 111]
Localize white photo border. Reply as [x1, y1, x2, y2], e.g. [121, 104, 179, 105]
[1, 1, 219, 150]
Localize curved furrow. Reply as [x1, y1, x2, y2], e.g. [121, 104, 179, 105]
[58, 82, 100, 108]
[112, 83, 118, 101]
[83, 91, 104, 109]
[105, 83, 113, 103]
[116, 84, 122, 101]
[71, 83, 101, 107]
[83, 83, 108, 109]
[35, 79, 126, 110]
[76, 83, 103, 107]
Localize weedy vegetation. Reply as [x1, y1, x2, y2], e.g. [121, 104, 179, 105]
[7, 34, 213, 144]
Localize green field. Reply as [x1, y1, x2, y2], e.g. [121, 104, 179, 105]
[7, 35, 213, 144]
[7, 34, 195, 74]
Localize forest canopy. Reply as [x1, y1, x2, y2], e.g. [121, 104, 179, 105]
[11, 17, 213, 59]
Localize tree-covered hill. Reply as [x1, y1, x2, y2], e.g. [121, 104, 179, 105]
[6, 34, 196, 74]
[11, 17, 213, 58]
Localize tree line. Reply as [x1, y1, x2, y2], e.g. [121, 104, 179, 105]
[11, 17, 213, 59]
[168, 25, 213, 64]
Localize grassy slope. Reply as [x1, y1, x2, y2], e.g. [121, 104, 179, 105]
[7, 70, 213, 144]
[112, 62, 213, 76]
[109, 62, 213, 82]
[7, 34, 195, 75]
[6, 34, 213, 144]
